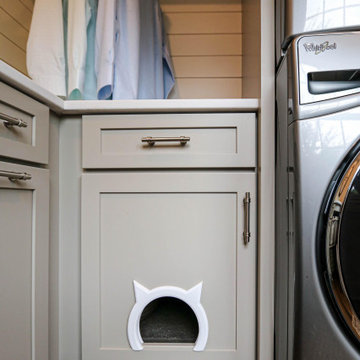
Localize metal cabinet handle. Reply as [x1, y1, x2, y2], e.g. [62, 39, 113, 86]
[0, 170, 32, 181]
[0, 112, 28, 128]
[142, 136, 190, 146]
[243, 192, 251, 244]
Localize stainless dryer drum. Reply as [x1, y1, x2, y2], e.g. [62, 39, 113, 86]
[326, 150, 360, 341]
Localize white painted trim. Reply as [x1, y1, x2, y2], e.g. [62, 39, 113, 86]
[63, 98, 259, 114]
[258, 0, 275, 359]
[127, 281, 209, 352]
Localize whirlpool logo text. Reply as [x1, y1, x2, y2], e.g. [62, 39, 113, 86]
[303, 41, 337, 55]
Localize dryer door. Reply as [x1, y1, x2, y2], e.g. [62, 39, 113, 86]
[326, 150, 360, 341]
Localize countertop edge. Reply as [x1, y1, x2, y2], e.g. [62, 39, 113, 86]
[0, 61, 64, 113]
[63, 99, 260, 114]
[0, 61, 259, 114]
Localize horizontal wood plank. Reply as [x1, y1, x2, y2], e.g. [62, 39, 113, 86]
[160, 0, 242, 13]
[168, 34, 242, 56]
[173, 56, 242, 78]
[0, 9, 29, 50]
[164, 12, 242, 34]
[18, 0, 34, 12]
[0, 0, 32, 30]
[0, 33, 27, 75]
[170, 78, 242, 99]
[162, 4, 243, 99]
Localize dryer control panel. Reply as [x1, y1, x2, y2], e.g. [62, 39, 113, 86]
[297, 32, 360, 105]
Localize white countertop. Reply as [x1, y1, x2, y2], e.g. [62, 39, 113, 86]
[0, 61, 259, 114]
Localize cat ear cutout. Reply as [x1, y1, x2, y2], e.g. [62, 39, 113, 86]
[187, 282, 203, 304]
[133, 281, 150, 302]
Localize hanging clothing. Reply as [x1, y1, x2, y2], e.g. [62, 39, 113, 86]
[83, 0, 98, 100]
[113, 0, 140, 100]
[63, 0, 97, 99]
[27, 0, 66, 97]
[138, 0, 174, 99]
[66, 0, 88, 99]
[27, 0, 174, 100]
[95, 0, 116, 100]
[162, 22, 175, 99]
[112, 0, 175, 100]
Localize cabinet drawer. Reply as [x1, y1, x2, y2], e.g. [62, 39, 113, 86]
[0, 82, 49, 164]
[82, 113, 256, 168]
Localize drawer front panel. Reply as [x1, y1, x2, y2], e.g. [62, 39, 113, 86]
[0, 82, 49, 164]
[83, 113, 256, 168]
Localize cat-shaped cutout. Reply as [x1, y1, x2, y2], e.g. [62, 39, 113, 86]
[127, 281, 209, 351]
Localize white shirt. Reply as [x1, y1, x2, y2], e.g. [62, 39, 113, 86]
[67, 0, 90, 99]
[95, 0, 116, 99]
[26, 0, 66, 97]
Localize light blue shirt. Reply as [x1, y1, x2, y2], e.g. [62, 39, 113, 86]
[113, 0, 140, 99]
[95, 0, 116, 100]
[63, 0, 98, 100]
[113, 0, 175, 100]
[83, 0, 98, 100]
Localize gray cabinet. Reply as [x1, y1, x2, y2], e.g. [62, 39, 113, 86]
[0, 161, 49, 360]
[82, 172, 256, 360]
[81, 113, 257, 360]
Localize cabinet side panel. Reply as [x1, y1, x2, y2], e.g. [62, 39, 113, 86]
[59, 117, 82, 360]
[49, 112, 60, 360]
[258, 0, 276, 359]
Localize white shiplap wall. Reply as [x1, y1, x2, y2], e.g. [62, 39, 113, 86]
[160, 0, 243, 98]
[0, 0, 34, 75]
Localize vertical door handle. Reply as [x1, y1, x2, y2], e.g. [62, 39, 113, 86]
[243, 192, 251, 244]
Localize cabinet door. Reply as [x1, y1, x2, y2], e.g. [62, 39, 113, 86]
[82, 172, 256, 360]
[0, 162, 49, 360]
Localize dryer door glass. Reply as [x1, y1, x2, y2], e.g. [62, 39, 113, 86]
[326, 152, 360, 340]
[339, 170, 360, 318]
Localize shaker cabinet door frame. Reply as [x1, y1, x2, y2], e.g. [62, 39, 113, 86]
[0, 161, 49, 360]
[0, 82, 49, 164]
[82, 113, 256, 169]
[82, 171, 256, 360]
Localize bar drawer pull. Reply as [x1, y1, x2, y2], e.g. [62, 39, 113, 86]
[0, 112, 28, 128]
[0, 170, 32, 181]
[142, 136, 190, 146]
[243, 192, 251, 244]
